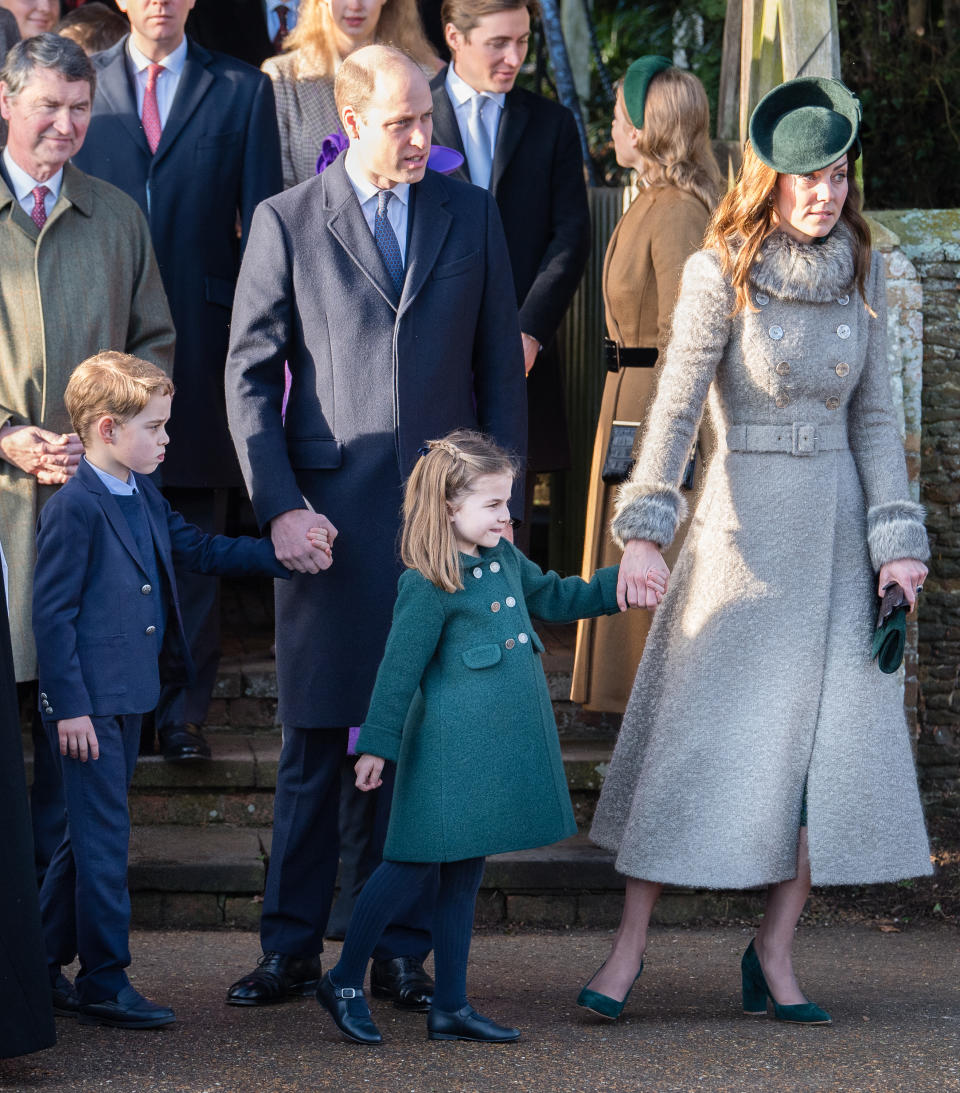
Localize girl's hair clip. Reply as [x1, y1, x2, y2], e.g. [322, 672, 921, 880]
[416, 444, 431, 458]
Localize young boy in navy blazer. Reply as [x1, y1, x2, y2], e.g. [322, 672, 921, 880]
[32, 351, 331, 1029]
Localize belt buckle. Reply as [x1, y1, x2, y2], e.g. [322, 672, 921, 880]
[338, 987, 358, 999]
[792, 422, 818, 456]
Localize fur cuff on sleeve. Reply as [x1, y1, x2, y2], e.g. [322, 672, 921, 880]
[867, 500, 930, 570]
[610, 481, 688, 550]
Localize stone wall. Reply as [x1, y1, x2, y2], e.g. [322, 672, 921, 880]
[873, 210, 960, 819]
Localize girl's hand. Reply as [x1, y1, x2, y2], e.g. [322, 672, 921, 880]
[355, 754, 385, 792]
[618, 539, 670, 612]
[878, 558, 928, 612]
[306, 526, 333, 559]
[57, 716, 99, 762]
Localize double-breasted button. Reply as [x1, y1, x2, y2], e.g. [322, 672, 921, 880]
[505, 638, 515, 650]
[491, 601, 501, 613]
[838, 294, 850, 306]
[145, 625, 157, 635]
[825, 396, 841, 411]
[40, 692, 47, 701]
[769, 325, 784, 341]
[775, 361, 790, 376]
[755, 292, 769, 306]
[472, 567, 483, 579]
[505, 596, 516, 608]
[518, 632, 529, 644]
[490, 561, 501, 573]
[141, 583, 152, 595]
[775, 394, 790, 409]
[837, 324, 851, 339]
[835, 362, 850, 377]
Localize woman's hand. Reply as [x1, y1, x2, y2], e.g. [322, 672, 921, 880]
[355, 753, 385, 792]
[617, 539, 670, 612]
[878, 558, 928, 612]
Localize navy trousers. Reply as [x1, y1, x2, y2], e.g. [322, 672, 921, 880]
[39, 713, 141, 1004]
[260, 725, 434, 960]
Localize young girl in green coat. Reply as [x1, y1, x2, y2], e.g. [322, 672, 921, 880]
[312, 430, 631, 1045]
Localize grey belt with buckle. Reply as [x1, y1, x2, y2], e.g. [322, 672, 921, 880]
[724, 421, 848, 456]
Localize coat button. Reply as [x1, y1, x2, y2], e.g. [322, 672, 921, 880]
[505, 638, 515, 650]
[145, 625, 157, 635]
[835, 362, 850, 377]
[141, 584, 152, 594]
[490, 561, 501, 573]
[768, 325, 784, 340]
[825, 396, 841, 410]
[755, 292, 769, 306]
[775, 394, 790, 408]
[775, 361, 790, 376]
[473, 567, 483, 579]
[40, 692, 47, 700]
[505, 596, 516, 608]
[837, 324, 851, 339]
[491, 601, 501, 612]
[838, 294, 850, 305]
[518, 632, 529, 644]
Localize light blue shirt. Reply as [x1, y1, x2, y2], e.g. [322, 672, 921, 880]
[445, 64, 504, 189]
[128, 35, 188, 128]
[85, 457, 138, 496]
[343, 149, 411, 265]
[2, 148, 62, 221]
[266, 0, 299, 43]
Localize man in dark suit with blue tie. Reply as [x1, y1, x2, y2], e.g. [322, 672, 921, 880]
[224, 44, 527, 1010]
[72, 0, 282, 763]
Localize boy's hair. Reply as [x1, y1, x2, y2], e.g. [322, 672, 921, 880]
[401, 429, 517, 593]
[65, 352, 174, 447]
[57, 3, 130, 56]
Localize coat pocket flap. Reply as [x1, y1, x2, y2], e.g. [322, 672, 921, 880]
[431, 250, 479, 281]
[286, 437, 343, 470]
[531, 630, 546, 653]
[461, 643, 503, 670]
[204, 274, 236, 310]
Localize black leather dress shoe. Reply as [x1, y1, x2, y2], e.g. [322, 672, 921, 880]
[159, 722, 211, 761]
[51, 974, 80, 1018]
[226, 951, 322, 1006]
[370, 956, 434, 1011]
[316, 973, 382, 1044]
[78, 985, 175, 1029]
[427, 1004, 520, 1043]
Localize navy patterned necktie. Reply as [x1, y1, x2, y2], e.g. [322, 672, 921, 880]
[374, 189, 404, 294]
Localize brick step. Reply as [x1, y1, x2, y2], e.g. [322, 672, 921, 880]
[127, 827, 764, 931]
[23, 735, 616, 830]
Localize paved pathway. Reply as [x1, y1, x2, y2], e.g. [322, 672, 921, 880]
[2, 927, 958, 1092]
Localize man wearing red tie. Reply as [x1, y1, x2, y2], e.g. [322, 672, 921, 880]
[73, 0, 282, 764]
[186, 0, 300, 69]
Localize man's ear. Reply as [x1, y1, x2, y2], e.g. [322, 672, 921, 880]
[0, 83, 12, 123]
[444, 22, 463, 57]
[341, 104, 361, 141]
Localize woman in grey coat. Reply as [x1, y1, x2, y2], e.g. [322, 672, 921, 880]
[579, 78, 931, 1026]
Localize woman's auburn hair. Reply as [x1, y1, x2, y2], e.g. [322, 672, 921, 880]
[704, 141, 873, 315]
[401, 430, 517, 593]
[285, 0, 438, 78]
[627, 66, 723, 213]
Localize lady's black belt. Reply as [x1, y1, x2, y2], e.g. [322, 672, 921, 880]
[604, 338, 658, 372]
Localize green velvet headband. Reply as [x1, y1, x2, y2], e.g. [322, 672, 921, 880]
[749, 76, 862, 174]
[622, 55, 673, 129]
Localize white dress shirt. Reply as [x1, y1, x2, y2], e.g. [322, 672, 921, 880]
[86, 457, 138, 496]
[266, 0, 299, 43]
[2, 148, 62, 221]
[445, 64, 504, 189]
[343, 149, 410, 265]
[128, 35, 189, 128]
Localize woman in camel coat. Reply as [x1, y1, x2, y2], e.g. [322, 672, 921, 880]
[571, 58, 721, 712]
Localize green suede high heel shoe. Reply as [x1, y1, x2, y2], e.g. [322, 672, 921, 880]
[741, 940, 831, 1025]
[576, 961, 644, 1020]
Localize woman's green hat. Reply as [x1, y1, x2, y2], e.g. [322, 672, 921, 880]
[622, 55, 673, 129]
[749, 76, 862, 174]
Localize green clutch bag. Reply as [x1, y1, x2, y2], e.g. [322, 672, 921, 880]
[872, 583, 909, 674]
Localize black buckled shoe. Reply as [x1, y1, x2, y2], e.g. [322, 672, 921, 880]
[370, 956, 434, 1011]
[159, 722, 211, 762]
[78, 985, 175, 1029]
[51, 973, 80, 1018]
[226, 951, 322, 1006]
[427, 1003, 520, 1043]
[316, 973, 382, 1045]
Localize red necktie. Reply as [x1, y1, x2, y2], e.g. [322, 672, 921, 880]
[142, 63, 163, 154]
[30, 185, 50, 230]
[272, 5, 290, 52]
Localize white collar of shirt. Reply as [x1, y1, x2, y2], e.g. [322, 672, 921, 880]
[2, 148, 62, 220]
[127, 35, 188, 128]
[85, 457, 138, 496]
[343, 148, 411, 265]
[445, 64, 506, 114]
[128, 34, 188, 77]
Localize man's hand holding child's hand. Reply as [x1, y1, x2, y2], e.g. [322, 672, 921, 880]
[57, 716, 100, 762]
[355, 754, 385, 792]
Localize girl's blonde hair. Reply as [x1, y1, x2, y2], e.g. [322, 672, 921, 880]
[401, 430, 517, 593]
[628, 67, 723, 213]
[704, 141, 873, 315]
[285, 0, 438, 78]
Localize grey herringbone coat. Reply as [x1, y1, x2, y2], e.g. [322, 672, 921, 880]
[590, 224, 932, 888]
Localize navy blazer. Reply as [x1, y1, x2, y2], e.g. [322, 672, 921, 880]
[33, 460, 289, 721]
[73, 37, 283, 488]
